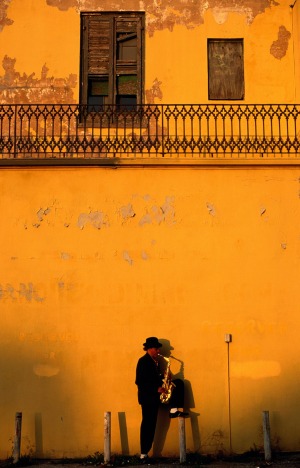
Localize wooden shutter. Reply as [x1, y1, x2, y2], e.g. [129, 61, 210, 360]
[115, 16, 143, 103]
[86, 16, 111, 75]
[80, 13, 144, 106]
[208, 39, 244, 100]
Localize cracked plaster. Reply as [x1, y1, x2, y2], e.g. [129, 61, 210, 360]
[0, 56, 77, 104]
[45, 0, 279, 35]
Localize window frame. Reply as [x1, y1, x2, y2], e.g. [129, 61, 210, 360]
[80, 11, 145, 109]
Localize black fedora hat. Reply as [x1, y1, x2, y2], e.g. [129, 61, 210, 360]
[143, 337, 162, 349]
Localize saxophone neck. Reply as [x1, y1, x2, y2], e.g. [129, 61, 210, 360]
[158, 353, 171, 362]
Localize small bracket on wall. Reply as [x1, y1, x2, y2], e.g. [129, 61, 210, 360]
[224, 333, 232, 343]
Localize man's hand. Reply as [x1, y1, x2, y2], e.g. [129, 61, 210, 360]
[158, 386, 166, 394]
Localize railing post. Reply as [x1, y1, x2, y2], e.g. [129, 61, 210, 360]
[161, 104, 164, 157]
[262, 410, 272, 462]
[178, 417, 186, 463]
[13, 412, 22, 463]
[13, 104, 17, 159]
[104, 411, 111, 463]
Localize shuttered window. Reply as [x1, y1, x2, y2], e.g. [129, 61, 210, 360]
[208, 39, 244, 100]
[80, 12, 144, 108]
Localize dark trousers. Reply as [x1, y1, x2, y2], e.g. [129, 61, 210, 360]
[140, 379, 185, 454]
[169, 378, 185, 408]
[140, 400, 160, 454]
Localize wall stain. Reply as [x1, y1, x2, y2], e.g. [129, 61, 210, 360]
[270, 25, 291, 60]
[123, 251, 134, 265]
[37, 207, 51, 222]
[145, 78, 163, 104]
[139, 196, 176, 225]
[0, 56, 77, 104]
[120, 204, 136, 222]
[77, 211, 109, 230]
[0, 0, 13, 32]
[206, 202, 216, 216]
[46, 0, 279, 34]
[0, 283, 44, 302]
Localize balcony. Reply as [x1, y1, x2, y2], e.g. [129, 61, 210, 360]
[0, 104, 299, 165]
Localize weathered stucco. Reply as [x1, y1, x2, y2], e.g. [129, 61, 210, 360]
[145, 78, 163, 104]
[46, 0, 279, 34]
[270, 25, 291, 60]
[0, 55, 77, 103]
[0, 0, 13, 31]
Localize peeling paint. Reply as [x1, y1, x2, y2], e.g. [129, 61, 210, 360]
[45, 0, 278, 34]
[206, 202, 215, 216]
[61, 252, 71, 260]
[37, 207, 51, 222]
[77, 211, 108, 229]
[123, 250, 133, 265]
[145, 78, 163, 104]
[270, 26, 291, 60]
[0, 56, 77, 104]
[139, 197, 175, 225]
[0, 0, 13, 32]
[120, 204, 136, 221]
[139, 213, 152, 225]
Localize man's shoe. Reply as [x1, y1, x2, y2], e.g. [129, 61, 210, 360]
[140, 456, 156, 465]
[169, 410, 189, 418]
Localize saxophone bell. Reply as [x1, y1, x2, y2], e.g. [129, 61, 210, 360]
[158, 354, 176, 404]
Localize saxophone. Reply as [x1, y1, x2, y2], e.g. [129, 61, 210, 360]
[159, 355, 176, 404]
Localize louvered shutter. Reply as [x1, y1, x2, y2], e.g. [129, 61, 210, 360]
[87, 16, 111, 75]
[80, 13, 144, 106]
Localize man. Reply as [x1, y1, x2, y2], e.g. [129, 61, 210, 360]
[135, 337, 188, 462]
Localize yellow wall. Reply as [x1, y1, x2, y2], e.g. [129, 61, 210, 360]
[1, 166, 300, 457]
[0, 0, 300, 459]
[0, 0, 298, 104]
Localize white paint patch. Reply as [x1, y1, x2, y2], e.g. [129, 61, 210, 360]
[123, 251, 133, 265]
[231, 360, 281, 379]
[77, 211, 107, 229]
[61, 252, 71, 260]
[211, 6, 254, 25]
[33, 364, 60, 377]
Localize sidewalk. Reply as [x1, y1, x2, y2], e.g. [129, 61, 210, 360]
[3, 455, 300, 468]
[2, 453, 300, 468]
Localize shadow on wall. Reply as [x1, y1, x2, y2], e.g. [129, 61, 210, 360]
[117, 338, 200, 457]
[152, 338, 200, 456]
[35, 413, 44, 457]
[118, 412, 130, 455]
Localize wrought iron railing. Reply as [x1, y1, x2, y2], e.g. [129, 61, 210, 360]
[0, 104, 299, 162]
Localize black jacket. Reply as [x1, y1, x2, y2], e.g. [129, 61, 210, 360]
[135, 353, 163, 405]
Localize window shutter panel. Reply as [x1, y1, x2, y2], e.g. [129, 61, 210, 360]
[87, 16, 111, 75]
[115, 16, 143, 103]
[208, 39, 244, 100]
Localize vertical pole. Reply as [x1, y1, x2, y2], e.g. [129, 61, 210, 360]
[178, 417, 186, 463]
[225, 334, 232, 453]
[13, 412, 22, 464]
[262, 411, 272, 462]
[104, 412, 111, 464]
